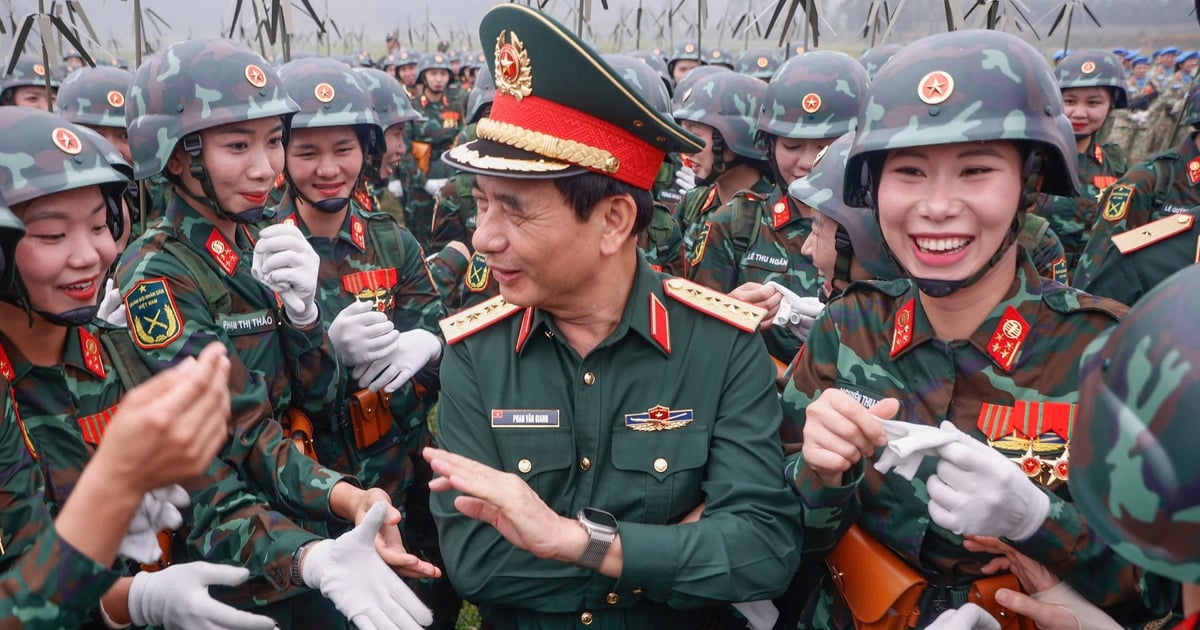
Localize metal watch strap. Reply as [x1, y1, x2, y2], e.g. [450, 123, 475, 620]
[291, 540, 318, 586]
[577, 532, 612, 571]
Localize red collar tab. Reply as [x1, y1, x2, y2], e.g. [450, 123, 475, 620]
[889, 298, 916, 358]
[1188, 157, 1200, 187]
[986, 306, 1031, 372]
[0, 343, 12, 381]
[771, 199, 790, 230]
[648, 293, 671, 354]
[1093, 143, 1104, 164]
[514, 307, 537, 354]
[205, 229, 240, 276]
[78, 329, 106, 379]
[350, 214, 367, 251]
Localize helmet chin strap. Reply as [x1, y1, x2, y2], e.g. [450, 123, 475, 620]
[287, 161, 368, 215]
[180, 134, 266, 225]
[695, 131, 731, 187]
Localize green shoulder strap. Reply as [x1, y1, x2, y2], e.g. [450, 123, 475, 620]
[365, 213, 409, 270]
[646, 204, 675, 261]
[729, 195, 763, 265]
[96, 325, 155, 390]
[161, 239, 233, 318]
[1151, 157, 1173, 212]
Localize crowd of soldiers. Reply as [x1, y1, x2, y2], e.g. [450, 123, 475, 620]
[0, 3, 1198, 630]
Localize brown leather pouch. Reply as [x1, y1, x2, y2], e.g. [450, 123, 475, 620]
[969, 574, 1036, 630]
[138, 529, 176, 573]
[827, 524, 926, 630]
[282, 408, 317, 460]
[411, 141, 432, 175]
[349, 388, 393, 450]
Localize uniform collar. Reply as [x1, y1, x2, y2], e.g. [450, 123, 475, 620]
[889, 253, 1042, 373]
[0, 326, 106, 383]
[271, 190, 369, 253]
[515, 255, 671, 358]
[766, 189, 811, 232]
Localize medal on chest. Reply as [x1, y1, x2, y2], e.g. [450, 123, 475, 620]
[978, 400, 1075, 486]
[342, 267, 398, 314]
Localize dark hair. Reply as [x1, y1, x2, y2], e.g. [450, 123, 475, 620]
[553, 171, 654, 236]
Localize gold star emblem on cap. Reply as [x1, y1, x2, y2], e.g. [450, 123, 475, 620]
[494, 29, 533, 101]
[1081, 61, 1096, 74]
[802, 92, 822, 114]
[245, 64, 267, 88]
[51, 127, 82, 155]
[314, 82, 336, 103]
[918, 70, 954, 105]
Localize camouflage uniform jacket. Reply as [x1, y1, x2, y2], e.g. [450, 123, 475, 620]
[680, 173, 774, 261]
[652, 154, 685, 215]
[268, 193, 445, 494]
[1020, 214, 1069, 284]
[114, 196, 353, 595]
[1033, 137, 1129, 275]
[1074, 134, 1200, 285]
[778, 256, 1160, 626]
[0, 379, 117, 628]
[690, 190, 818, 365]
[427, 122, 479, 254]
[1082, 206, 1200, 306]
[431, 259, 802, 628]
[410, 90, 463, 180]
[636, 204, 687, 277]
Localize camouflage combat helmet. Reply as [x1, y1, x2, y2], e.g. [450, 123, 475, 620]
[789, 131, 900, 289]
[858, 44, 901, 80]
[464, 68, 495, 124]
[667, 41, 704, 76]
[446, 49, 461, 66]
[669, 65, 729, 113]
[756, 50, 868, 143]
[0, 108, 132, 319]
[629, 51, 672, 93]
[604, 54, 671, 116]
[0, 203, 24, 296]
[353, 49, 375, 68]
[416, 52, 453, 84]
[673, 70, 767, 161]
[352, 67, 425, 128]
[1073, 265, 1200, 584]
[125, 39, 298, 223]
[2, 54, 59, 94]
[734, 48, 783, 80]
[54, 66, 134, 129]
[1057, 49, 1129, 109]
[843, 29, 1078, 298]
[394, 47, 420, 67]
[704, 46, 734, 69]
[379, 53, 398, 70]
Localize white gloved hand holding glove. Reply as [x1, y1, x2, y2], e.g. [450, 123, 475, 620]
[674, 164, 697, 195]
[118, 485, 190, 564]
[765, 281, 823, 341]
[302, 502, 433, 630]
[127, 562, 276, 630]
[423, 178, 448, 198]
[926, 604, 1001, 630]
[873, 420, 958, 481]
[252, 224, 321, 327]
[328, 300, 401, 367]
[96, 278, 127, 327]
[387, 179, 405, 201]
[351, 329, 442, 393]
[927, 421, 1051, 541]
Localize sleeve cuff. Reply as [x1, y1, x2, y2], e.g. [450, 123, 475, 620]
[791, 454, 862, 509]
[612, 522, 680, 600]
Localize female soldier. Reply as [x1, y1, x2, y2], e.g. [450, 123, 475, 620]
[115, 39, 436, 629]
[781, 30, 1170, 628]
[0, 107, 261, 628]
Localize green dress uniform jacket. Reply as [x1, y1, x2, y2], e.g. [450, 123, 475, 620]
[1082, 208, 1200, 306]
[431, 258, 803, 629]
[778, 256, 1177, 628]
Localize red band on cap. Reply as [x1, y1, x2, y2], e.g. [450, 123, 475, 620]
[489, 93, 665, 189]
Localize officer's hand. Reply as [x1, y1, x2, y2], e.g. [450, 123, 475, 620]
[801, 389, 894, 487]
[302, 502, 434, 630]
[251, 224, 321, 326]
[351, 329, 443, 393]
[729, 282, 782, 331]
[119, 485, 190, 564]
[927, 422, 1050, 541]
[925, 604, 1000, 630]
[424, 447, 574, 561]
[93, 342, 231, 494]
[127, 562, 275, 630]
[349, 487, 441, 579]
[328, 300, 401, 367]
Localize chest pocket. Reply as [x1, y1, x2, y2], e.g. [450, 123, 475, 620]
[611, 429, 709, 525]
[492, 428, 575, 498]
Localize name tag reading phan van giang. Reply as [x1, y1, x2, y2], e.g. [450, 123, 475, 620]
[491, 409, 561, 428]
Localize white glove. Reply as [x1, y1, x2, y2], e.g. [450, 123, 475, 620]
[926, 604, 1001, 630]
[128, 562, 276, 630]
[118, 485, 190, 564]
[251, 224, 321, 326]
[674, 164, 697, 194]
[733, 600, 779, 630]
[302, 502, 433, 630]
[387, 179, 405, 201]
[927, 421, 1051, 541]
[96, 278, 127, 327]
[328, 300, 402, 367]
[423, 178, 448, 197]
[873, 420, 958, 481]
[351, 329, 442, 393]
[765, 281, 823, 341]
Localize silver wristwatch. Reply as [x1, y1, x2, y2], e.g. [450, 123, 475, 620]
[576, 507, 618, 570]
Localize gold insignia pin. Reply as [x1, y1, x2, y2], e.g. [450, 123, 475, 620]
[494, 30, 533, 101]
[918, 70, 954, 105]
[1081, 61, 1096, 74]
[51, 127, 82, 155]
[245, 64, 268, 88]
[756, 57, 769, 68]
[1002, 319, 1024, 339]
[314, 82, 336, 103]
[33, 63, 45, 76]
[802, 92, 822, 114]
[106, 90, 125, 108]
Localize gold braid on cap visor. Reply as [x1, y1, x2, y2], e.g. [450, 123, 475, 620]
[476, 117, 620, 175]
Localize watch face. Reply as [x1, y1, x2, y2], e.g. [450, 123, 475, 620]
[581, 507, 618, 530]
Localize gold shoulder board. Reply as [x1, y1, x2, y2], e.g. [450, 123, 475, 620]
[439, 295, 523, 344]
[662, 278, 766, 333]
[1112, 214, 1195, 255]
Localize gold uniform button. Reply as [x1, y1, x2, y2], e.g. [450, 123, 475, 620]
[580, 457, 592, 471]
[580, 611, 594, 625]
[606, 592, 620, 605]
[583, 371, 596, 386]
[653, 457, 668, 473]
[517, 458, 532, 474]
[632, 587, 644, 595]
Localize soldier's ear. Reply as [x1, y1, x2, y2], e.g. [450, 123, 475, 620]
[597, 193, 637, 256]
[165, 143, 188, 177]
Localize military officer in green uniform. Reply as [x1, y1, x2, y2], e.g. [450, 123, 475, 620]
[423, 6, 803, 628]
